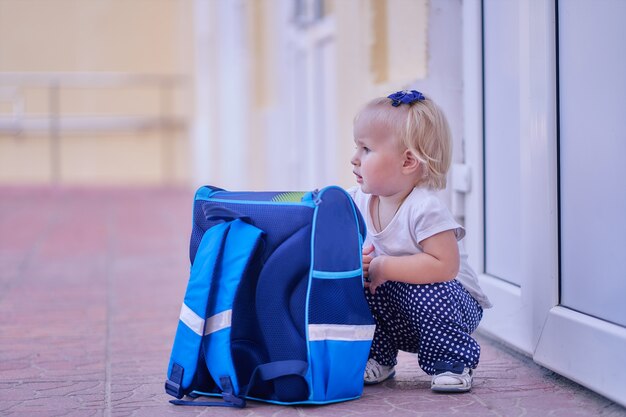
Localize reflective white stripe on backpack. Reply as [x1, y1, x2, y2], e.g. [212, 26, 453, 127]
[204, 309, 232, 336]
[308, 324, 376, 342]
[179, 303, 205, 336]
[179, 304, 233, 336]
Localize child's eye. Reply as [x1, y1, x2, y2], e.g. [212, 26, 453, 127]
[363, 147, 371, 153]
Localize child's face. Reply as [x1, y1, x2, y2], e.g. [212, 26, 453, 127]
[351, 119, 410, 196]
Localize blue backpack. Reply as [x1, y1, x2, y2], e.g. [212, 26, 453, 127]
[165, 185, 375, 407]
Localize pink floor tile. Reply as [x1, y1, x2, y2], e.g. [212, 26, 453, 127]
[0, 186, 624, 417]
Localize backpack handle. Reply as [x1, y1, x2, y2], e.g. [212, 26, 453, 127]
[201, 204, 252, 224]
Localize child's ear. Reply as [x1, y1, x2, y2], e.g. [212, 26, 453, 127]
[402, 149, 420, 174]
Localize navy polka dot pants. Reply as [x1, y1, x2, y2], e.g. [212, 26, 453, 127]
[365, 279, 483, 375]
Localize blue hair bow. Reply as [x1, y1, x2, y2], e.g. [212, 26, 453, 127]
[387, 90, 425, 107]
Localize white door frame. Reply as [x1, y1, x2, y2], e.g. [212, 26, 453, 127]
[463, 0, 626, 406]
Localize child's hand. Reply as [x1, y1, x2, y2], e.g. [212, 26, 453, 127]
[362, 244, 374, 282]
[362, 244, 387, 294]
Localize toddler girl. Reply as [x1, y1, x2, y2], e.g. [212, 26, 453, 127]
[348, 90, 492, 392]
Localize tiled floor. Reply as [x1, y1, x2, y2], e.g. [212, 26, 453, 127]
[0, 186, 624, 417]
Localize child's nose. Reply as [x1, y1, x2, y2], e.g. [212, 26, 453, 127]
[350, 153, 359, 166]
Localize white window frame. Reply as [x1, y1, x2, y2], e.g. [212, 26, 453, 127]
[284, 12, 336, 190]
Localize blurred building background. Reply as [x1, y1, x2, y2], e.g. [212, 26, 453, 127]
[0, 0, 459, 192]
[0, 0, 624, 408]
[0, 0, 192, 185]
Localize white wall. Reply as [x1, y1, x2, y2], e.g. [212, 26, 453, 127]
[408, 0, 464, 212]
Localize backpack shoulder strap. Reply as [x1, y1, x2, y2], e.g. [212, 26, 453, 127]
[166, 221, 231, 399]
[165, 217, 264, 408]
[203, 219, 263, 401]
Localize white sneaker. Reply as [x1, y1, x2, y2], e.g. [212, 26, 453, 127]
[364, 358, 395, 385]
[431, 365, 473, 393]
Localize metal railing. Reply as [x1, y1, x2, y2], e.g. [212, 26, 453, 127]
[0, 72, 188, 183]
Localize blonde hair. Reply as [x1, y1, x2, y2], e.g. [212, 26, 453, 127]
[354, 94, 452, 189]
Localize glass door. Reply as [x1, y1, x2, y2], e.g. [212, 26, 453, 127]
[466, 0, 556, 355]
[557, 0, 626, 329]
[533, 0, 626, 405]
[464, 0, 626, 406]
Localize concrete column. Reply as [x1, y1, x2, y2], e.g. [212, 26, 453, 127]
[191, 0, 214, 188]
[215, 0, 248, 189]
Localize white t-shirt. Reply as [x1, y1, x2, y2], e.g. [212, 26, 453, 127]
[348, 186, 492, 309]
